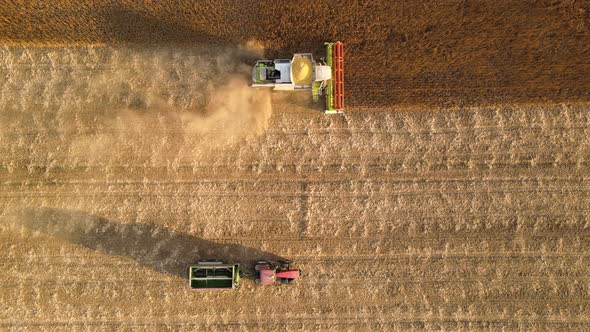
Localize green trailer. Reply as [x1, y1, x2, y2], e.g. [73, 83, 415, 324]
[188, 261, 240, 290]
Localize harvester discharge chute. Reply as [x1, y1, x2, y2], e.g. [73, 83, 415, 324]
[251, 42, 344, 114]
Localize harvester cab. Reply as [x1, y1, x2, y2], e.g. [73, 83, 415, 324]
[251, 42, 344, 114]
[254, 260, 301, 285]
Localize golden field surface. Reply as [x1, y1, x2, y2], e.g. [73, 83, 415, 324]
[1, 1, 590, 330]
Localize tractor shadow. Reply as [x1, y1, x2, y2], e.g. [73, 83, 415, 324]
[9, 207, 284, 280]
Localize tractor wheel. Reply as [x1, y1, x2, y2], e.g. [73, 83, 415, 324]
[255, 278, 261, 285]
[288, 279, 296, 285]
[279, 260, 292, 269]
[281, 278, 289, 285]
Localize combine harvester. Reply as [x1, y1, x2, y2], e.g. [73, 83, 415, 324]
[251, 42, 344, 114]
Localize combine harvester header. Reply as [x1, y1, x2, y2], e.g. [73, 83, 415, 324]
[251, 42, 344, 114]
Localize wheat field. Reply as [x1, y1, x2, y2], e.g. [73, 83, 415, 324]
[1, 1, 590, 331]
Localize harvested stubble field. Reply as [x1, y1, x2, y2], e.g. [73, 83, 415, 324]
[1, 1, 590, 331]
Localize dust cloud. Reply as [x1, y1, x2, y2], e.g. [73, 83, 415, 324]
[0, 44, 272, 169]
[179, 77, 272, 146]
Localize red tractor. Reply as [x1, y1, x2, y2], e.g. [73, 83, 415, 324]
[254, 260, 301, 285]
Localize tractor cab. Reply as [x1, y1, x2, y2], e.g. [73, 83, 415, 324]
[254, 260, 300, 285]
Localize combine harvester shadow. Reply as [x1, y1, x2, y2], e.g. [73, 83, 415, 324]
[10, 207, 284, 280]
[101, 5, 238, 46]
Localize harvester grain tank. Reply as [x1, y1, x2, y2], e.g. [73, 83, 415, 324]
[251, 42, 344, 114]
